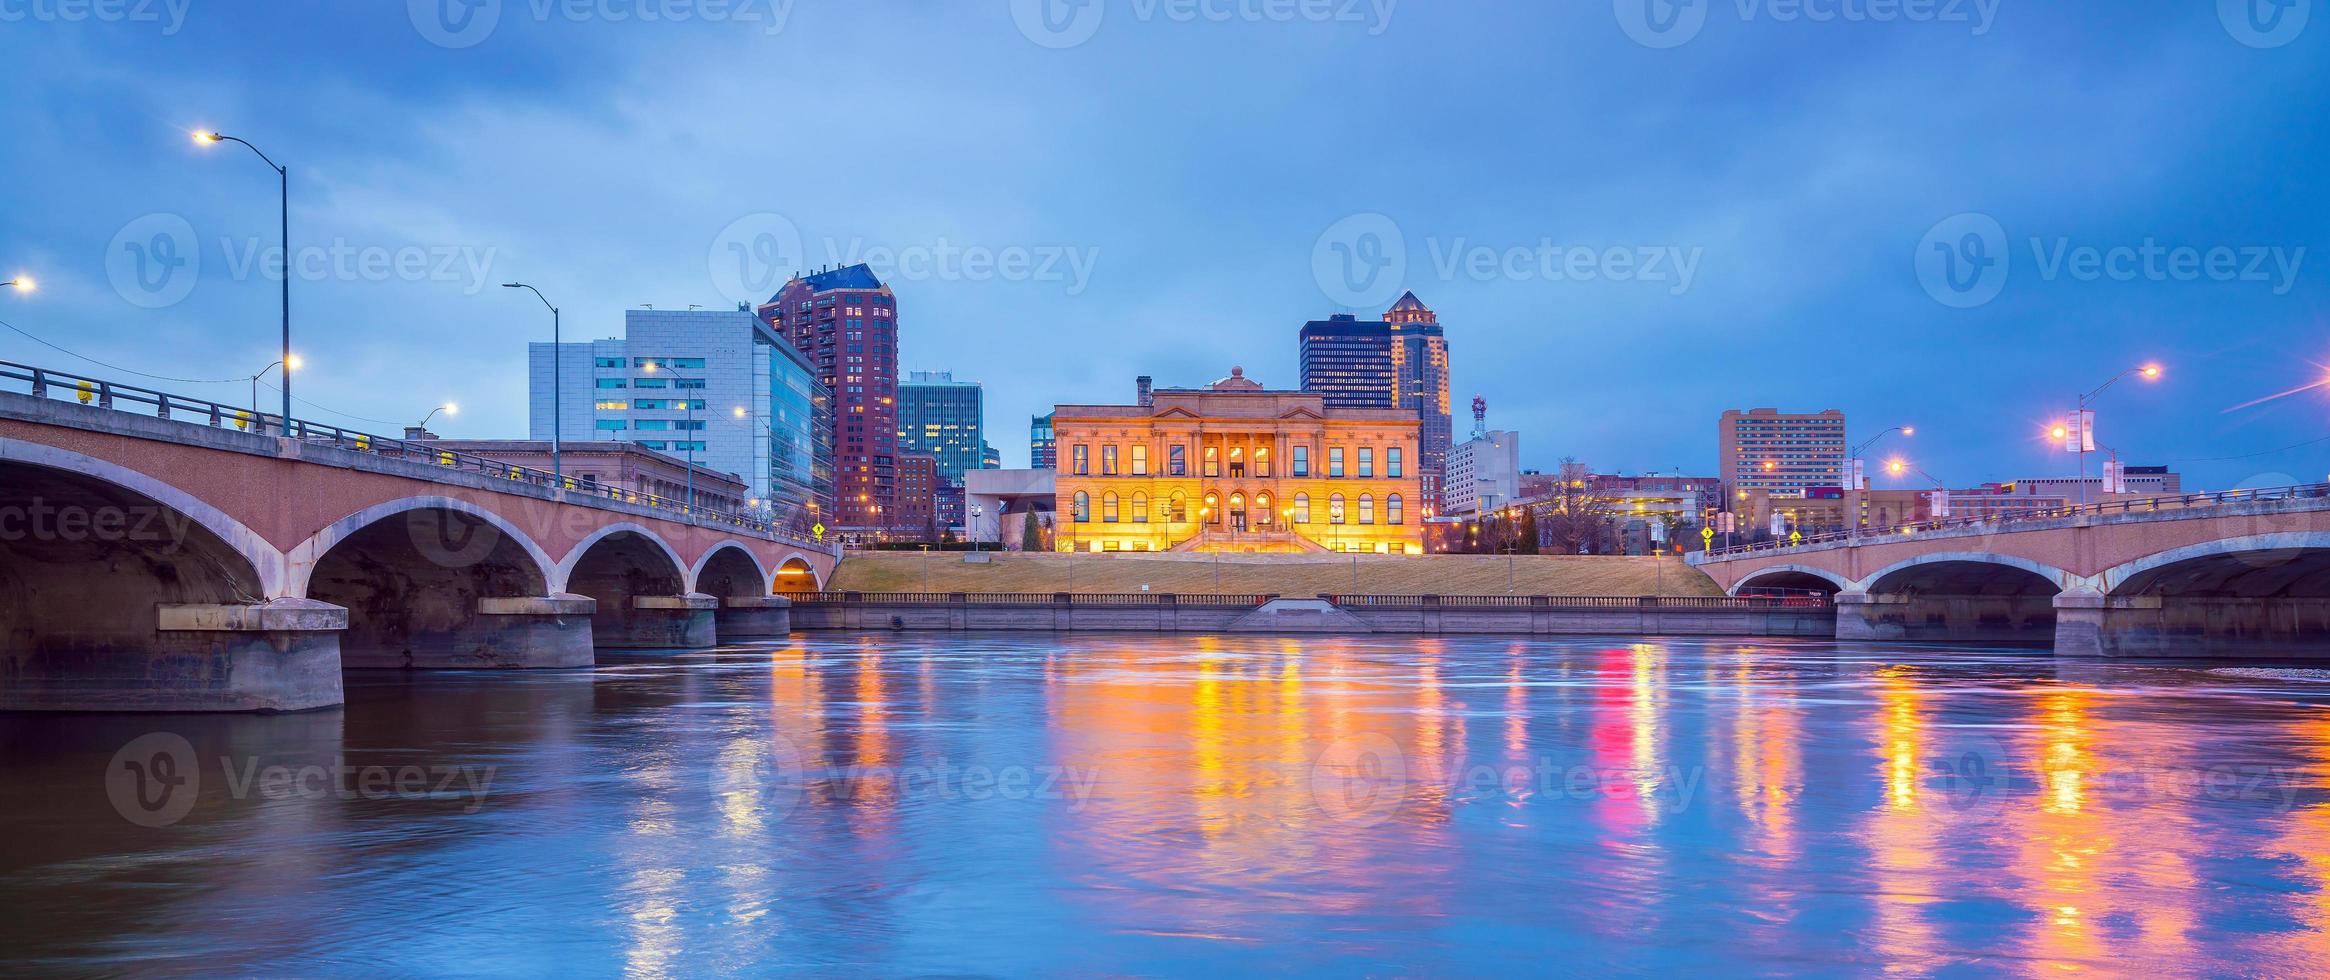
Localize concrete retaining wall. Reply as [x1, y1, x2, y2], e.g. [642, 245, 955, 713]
[792, 600, 1836, 637]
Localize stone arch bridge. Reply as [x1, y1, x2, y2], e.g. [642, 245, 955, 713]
[1691, 486, 2330, 659]
[0, 370, 838, 713]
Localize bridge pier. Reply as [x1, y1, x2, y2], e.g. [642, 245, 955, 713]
[2057, 592, 2330, 659]
[338, 594, 597, 670]
[599, 594, 719, 649]
[1833, 591, 1907, 640]
[1, 599, 347, 713]
[715, 596, 793, 639]
[1835, 590, 2056, 645]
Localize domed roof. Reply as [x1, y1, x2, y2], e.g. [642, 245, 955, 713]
[1208, 365, 1264, 391]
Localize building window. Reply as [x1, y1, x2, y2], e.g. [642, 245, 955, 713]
[1204, 446, 1220, 478]
[1329, 448, 1345, 478]
[1228, 447, 1245, 478]
[1255, 492, 1273, 525]
[1132, 492, 1150, 523]
[1359, 448, 1374, 479]
[1072, 444, 1089, 476]
[1294, 493, 1311, 523]
[1102, 491, 1119, 523]
[1329, 493, 1346, 524]
[1131, 444, 1148, 476]
[1388, 494, 1404, 525]
[1359, 494, 1375, 525]
[1292, 446, 1309, 477]
[1389, 449, 1403, 478]
[1256, 448, 1272, 478]
[1072, 491, 1090, 522]
[1204, 493, 1220, 525]
[1169, 444, 1187, 476]
[1102, 445, 1118, 476]
[1170, 491, 1188, 523]
[595, 378, 626, 389]
[595, 419, 626, 431]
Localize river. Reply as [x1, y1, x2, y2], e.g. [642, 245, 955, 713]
[5, 633, 2329, 974]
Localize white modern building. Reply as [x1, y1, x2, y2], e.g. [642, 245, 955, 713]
[529, 308, 830, 525]
[1442, 429, 1522, 517]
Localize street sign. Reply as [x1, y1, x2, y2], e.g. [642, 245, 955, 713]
[1789, 530, 1803, 547]
[812, 522, 826, 543]
[1700, 526, 1715, 547]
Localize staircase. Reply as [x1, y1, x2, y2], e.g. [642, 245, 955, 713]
[1168, 528, 1332, 554]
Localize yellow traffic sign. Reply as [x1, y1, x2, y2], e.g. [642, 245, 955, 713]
[1789, 530, 1803, 547]
[811, 522, 826, 543]
[1700, 526, 1715, 544]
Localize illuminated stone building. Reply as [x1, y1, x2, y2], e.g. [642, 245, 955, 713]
[1050, 368, 1424, 554]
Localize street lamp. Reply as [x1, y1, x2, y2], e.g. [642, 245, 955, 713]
[970, 503, 984, 553]
[418, 403, 457, 432]
[1850, 425, 1914, 492]
[2071, 363, 2164, 506]
[502, 282, 562, 483]
[250, 354, 300, 433]
[3, 275, 31, 293]
[194, 130, 292, 430]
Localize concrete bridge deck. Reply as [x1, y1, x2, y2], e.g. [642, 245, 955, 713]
[1691, 486, 2330, 658]
[0, 362, 839, 712]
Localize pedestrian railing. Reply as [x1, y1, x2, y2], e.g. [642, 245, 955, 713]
[790, 592, 1277, 607]
[0, 359, 832, 552]
[1700, 481, 2330, 560]
[1328, 594, 1832, 610]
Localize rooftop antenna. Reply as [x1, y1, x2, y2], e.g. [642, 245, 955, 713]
[1471, 394, 1487, 439]
[687, 304, 703, 311]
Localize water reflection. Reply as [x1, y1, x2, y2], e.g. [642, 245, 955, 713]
[4, 636, 2330, 973]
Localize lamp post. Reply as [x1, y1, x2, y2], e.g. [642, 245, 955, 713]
[970, 503, 984, 553]
[2072, 364, 2163, 507]
[641, 361, 701, 514]
[417, 403, 457, 434]
[503, 283, 562, 483]
[250, 355, 299, 434]
[3, 276, 32, 293]
[194, 130, 291, 430]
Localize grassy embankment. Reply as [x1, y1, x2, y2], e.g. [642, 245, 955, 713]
[829, 551, 1723, 597]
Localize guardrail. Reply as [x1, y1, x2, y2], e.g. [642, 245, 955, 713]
[789, 592, 1278, 607]
[0, 359, 832, 552]
[1327, 594, 1834, 610]
[1699, 482, 2330, 560]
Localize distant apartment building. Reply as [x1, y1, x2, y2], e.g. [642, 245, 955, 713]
[1719, 408, 1848, 497]
[897, 453, 939, 538]
[1298, 292, 1453, 514]
[1030, 412, 1057, 470]
[1443, 430, 1521, 517]
[2010, 465, 2184, 500]
[756, 264, 901, 534]
[898, 370, 985, 482]
[1589, 473, 1725, 522]
[1051, 368, 1424, 554]
[528, 307, 830, 527]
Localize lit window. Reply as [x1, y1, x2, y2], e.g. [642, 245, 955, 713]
[1359, 494, 1375, 525]
[1204, 446, 1220, 478]
[1132, 492, 1150, 523]
[1329, 494, 1346, 524]
[1103, 491, 1119, 523]
[1072, 444, 1089, 476]
[1389, 448, 1403, 478]
[1292, 446, 1309, 477]
[1169, 444, 1187, 477]
[1131, 444, 1148, 476]
[1072, 491, 1090, 522]
[1329, 448, 1345, 478]
[1102, 445, 1118, 476]
[1359, 448, 1374, 479]
[1294, 493, 1310, 523]
[1388, 494, 1404, 525]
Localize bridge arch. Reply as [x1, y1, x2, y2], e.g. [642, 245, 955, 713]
[1731, 563, 1851, 596]
[689, 539, 771, 598]
[285, 496, 557, 599]
[2100, 532, 2330, 598]
[0, 437, 283, 594]
[553, 523, 688, 595]
[289, 497, 562, 669]
[558, 523, 696, 647]
[773, 553, 821, 593]
[1858, 551, 2077, 596]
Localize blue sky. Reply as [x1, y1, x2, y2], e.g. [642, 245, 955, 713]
[1, 1, 2323, 489]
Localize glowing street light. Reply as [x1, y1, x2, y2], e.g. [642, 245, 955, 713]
[250, 355, 301, 433]
[194, 129, 294, 431]
[3, 275, 32, 293]
[418, 403, 458, 431]
[2070, 362, 2166, 505]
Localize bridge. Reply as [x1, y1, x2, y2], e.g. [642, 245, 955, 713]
[0, 362, 840, 713]
[1691, 485, 2330, 659]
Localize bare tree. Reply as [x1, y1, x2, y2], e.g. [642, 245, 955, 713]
[1539, 456, 1614, 555]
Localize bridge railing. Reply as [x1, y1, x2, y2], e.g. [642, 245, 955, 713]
[0, 359, 832, 552]
[1699, 481, 2330, 559]
[788, 592, 1278, 607]
[1327, 594, 1833, 610]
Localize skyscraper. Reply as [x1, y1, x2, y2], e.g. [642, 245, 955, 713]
[1297, 292, 1452, 513]
[758, 264, 900, 533]
[897, 371, 985, 482]
[528, 307, 830, 527]
[1030, 412, 1057, 470]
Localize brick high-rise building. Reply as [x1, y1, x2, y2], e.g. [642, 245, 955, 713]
[1719, 408, 1848, 498]
[1297, 291, 1452, 514]
[758, 265, 900, 533]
